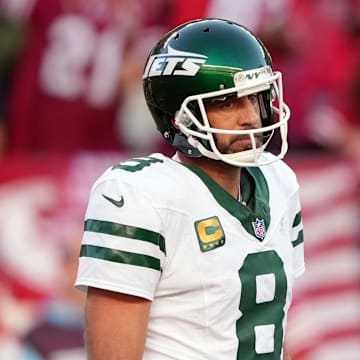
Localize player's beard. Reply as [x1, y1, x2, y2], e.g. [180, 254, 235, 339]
[214, 132, 263, 155]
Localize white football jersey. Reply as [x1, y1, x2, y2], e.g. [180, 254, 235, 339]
[76, 152, 305, 360]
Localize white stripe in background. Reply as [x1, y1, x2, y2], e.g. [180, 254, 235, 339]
[287, 292, 360, 349]
[293, 247, 360, 292]
[303, 202, 360, 247]
[298, 165, 356, 206]
[309, 338, 360, 360]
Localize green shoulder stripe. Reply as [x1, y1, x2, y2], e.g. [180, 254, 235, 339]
[292, 230, 304, 247]
[292, 211, 302, 227]
[80, 244, 161, 270]
[85, 219, 166, 254]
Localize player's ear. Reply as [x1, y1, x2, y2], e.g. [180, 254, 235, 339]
[171, 118, 180, 130]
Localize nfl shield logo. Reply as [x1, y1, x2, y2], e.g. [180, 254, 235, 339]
[252, 218, 266, 240]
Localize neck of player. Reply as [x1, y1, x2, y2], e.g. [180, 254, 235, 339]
[177, 153, 242, 200]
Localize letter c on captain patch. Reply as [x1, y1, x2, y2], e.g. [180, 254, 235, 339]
[194, 216, 225, 252]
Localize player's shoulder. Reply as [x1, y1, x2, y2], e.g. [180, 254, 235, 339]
[92, 152, 187, 199]
[259, 152, 300, 192]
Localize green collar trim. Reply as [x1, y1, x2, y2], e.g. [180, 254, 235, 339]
[182, 164, 270, 240]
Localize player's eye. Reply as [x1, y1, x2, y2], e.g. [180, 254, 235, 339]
[218, 98, 236, 110]
[247, 94, 258, 103]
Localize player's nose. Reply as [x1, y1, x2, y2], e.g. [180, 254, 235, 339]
[236, 97, 260, 128]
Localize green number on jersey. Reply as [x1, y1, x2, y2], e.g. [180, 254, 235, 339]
[112, 157, 163, 172]
[237, 250, 287, 359]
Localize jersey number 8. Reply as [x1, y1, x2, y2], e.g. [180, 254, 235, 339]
[237, 250, 287, 359]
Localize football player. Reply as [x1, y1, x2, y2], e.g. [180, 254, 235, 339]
[76, 18, 305, 359]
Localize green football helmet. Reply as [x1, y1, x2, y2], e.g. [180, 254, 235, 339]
[143, 18, 290, 167]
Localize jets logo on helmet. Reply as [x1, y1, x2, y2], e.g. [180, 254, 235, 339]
[143, 45, 208, 78]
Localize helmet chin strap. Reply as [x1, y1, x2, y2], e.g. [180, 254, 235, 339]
[172, 132, 202, 157]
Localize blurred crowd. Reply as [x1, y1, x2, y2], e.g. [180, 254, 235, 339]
[0, 0, 359, 359]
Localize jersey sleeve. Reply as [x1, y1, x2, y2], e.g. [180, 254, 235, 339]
[75, 169, 166, 301]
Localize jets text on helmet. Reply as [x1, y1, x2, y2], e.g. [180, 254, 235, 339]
[143, 45, 208, 78]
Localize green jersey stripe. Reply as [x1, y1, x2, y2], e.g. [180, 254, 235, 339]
[292, 211, 302, 228]
[80, 244, 161, 270]
[291, 230, 304, 247]
[85, 219, 166, 254]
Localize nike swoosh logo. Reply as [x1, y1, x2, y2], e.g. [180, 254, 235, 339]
[102, 194, 124, 208]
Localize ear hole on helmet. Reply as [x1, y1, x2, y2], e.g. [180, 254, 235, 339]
[171, 118, 180, 129]
[175, 108, 194, 128]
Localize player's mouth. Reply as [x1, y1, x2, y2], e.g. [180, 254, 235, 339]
[230, 135, 262, 150]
